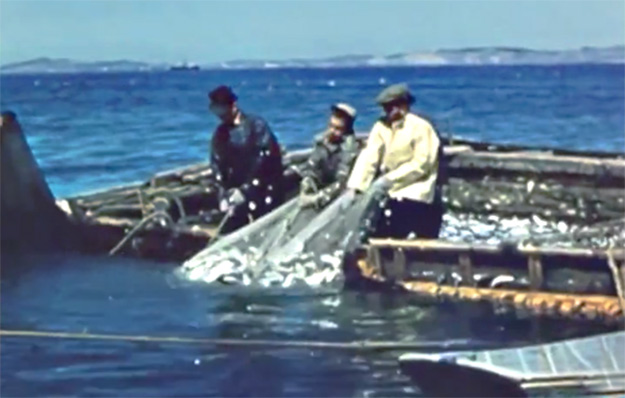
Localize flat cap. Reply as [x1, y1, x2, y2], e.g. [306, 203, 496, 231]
[208, 85, 238, 106]
[331, 102, 357, 119]
[375, 83, 415, 105]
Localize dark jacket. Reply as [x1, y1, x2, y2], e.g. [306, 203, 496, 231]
[299, 132, 360, 207]
[210, 112, 284, 203]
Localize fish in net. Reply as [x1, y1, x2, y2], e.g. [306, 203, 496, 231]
[179, 185, 385, 289]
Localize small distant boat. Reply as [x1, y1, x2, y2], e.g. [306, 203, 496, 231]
[169, 62, 200, 72]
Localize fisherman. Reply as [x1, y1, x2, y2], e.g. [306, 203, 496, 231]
[346, 83, 444, 239]
[297, 103, 360, 209]
[208, 85, 284, 233]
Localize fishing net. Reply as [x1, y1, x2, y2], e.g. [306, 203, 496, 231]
[179, 184, 386, 289]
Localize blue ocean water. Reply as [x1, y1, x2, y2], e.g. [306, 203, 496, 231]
[1, 65, 623, 397]
[1, 65, 623, 198]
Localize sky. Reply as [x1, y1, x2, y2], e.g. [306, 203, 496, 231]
[1, 0, 624, 65]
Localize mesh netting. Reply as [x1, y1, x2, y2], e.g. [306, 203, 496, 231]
[180, 185, 385, 288]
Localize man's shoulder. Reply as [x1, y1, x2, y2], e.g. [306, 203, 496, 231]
[405, 113, 434, 130]
[242, 113, 269, 128]
[370, 118, 390, 134]
[373, 117, 387, 128]
[342, 135, 358, 149]
[313, 131, 326, 144]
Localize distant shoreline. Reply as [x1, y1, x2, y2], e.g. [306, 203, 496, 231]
[2, 45, 623, 75]
[1, 62, 624, 77]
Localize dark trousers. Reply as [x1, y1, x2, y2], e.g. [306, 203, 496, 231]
[372, 195, 443, 240]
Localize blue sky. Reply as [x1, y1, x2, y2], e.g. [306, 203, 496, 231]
[1, 0, 624, 64]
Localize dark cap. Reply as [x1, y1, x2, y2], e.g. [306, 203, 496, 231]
[208, 85, 238, 106]
[375, 83, 415, 105]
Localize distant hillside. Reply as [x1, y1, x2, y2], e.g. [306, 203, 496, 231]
[211, 46, 625, 69]
[2, 46, 623, 74]
[0, 57, 166, 74]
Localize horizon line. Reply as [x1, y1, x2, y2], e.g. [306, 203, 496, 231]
[2, 43, 624, 67]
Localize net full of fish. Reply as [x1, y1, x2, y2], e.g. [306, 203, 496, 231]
[180, 187, 383, 289]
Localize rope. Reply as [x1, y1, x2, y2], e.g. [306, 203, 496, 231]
[172, 196, 187, 222]
[137, 189, 147, 216]
[108, 211, 174, 256]
[206, 208, 235, 246]
[606, 243, 625, 320]
[0, 329, 485, 352]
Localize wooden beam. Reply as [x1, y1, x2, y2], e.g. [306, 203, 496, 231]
[366, 246, 382, 273]
[396, 278, 623, 322]
[368, 238, 625, 260]
[459, 253, 474, 287]
[528, 255, 544, 291]
[384, 248, 406, 280]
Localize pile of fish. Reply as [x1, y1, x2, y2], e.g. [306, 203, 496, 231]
[441, 212, 625, 249]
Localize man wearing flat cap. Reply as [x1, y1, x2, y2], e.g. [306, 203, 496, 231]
[208, 85, 284, 233]
[347, 83, 444, 239]
[297, 102, 361, 209]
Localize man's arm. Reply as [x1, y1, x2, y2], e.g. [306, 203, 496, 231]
[298, 134, 328, 187]
[346, 124, 384, 192]
[238, 117, 282, 198]
[208, 129, 227, 187]
[314, 137, 360, 206]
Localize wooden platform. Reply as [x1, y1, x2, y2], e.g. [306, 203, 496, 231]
[353, 238, 625, 324]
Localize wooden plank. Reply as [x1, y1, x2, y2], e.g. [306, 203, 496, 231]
[368, 238, 625, 260]
[367, 246, 382, 273]
[91, 215, 216, 239]
[90, 216, 137, 228]
[459, 253, 474, 287]
[384, 248, 407, 280]
[528, 255, 544, 290]
[396, 278, 623, 322]
[174, 224, 216, 238]
[368, 238, 500, 253]
[448, 151, 625, 180]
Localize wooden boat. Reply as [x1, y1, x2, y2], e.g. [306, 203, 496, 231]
[3, 111, 624, 324]
[58, 133, 625, 259]
[53, 132, 624, 324]
[398, 330, 625, 397]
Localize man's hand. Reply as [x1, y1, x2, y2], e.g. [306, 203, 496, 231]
[343, 188, 360, 205]
[228, 188, 245, 206]
[368, 177, 393, 196]
[298, 193, 319, 209]
[219, 188, 245, 212]
[300, 176, 317, 194]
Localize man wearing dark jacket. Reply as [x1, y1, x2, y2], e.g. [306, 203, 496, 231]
[208, 85, 284, 233]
